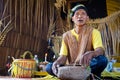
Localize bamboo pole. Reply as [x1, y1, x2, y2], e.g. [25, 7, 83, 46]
[34, 0, 38, 37]
[27, 0, 29, 35]
[13, 32, 17, 48]
[30, 0, 34, 36]
[20, 0, 22, 34]
[15, 33, 19, 48]
[36, 0, 41, 51]
[29, 0, 34, 50]
[14, 0, 17, 30]
[37, 0, 40, 38]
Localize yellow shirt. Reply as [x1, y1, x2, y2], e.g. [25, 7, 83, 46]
[60, 29, 103, 56]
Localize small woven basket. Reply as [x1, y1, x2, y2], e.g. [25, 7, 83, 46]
[11, 51, 36, 78]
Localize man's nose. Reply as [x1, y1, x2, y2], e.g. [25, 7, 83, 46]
[78, 15, 81, 18]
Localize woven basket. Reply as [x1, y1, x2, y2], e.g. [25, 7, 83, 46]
[11, 59, 36, 78]
[57, 66, 90, 80]
[11, 51, 36, 78]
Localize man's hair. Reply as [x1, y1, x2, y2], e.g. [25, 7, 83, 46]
[70, 4, 88, 18]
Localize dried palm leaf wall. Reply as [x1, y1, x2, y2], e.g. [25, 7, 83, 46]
[0, 0, 50, 67]
[88, 11, 120, 60]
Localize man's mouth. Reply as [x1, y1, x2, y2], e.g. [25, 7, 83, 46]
[77, 19, 83, 22]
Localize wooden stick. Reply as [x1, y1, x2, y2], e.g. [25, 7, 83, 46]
[1, 0, 9, 19]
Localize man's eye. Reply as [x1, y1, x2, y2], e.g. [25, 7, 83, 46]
[75, 13, 80, 16]
[82, 12, 86, 15]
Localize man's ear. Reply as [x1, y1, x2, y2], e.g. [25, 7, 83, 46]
[71, 16, 74, 22]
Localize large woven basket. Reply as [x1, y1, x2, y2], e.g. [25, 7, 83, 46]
[57, 66, 91, 80]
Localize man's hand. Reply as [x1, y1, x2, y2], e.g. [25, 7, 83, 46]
[52, 55, 67, 75]
[80, 47, 104, 67]
[52, 61, 58, 75]
[80, 51, 95, 67]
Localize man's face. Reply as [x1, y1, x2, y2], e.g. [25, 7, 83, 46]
[72, 9, 89, 26]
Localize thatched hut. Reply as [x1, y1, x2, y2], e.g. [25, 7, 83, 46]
[0, 0, 120, 79]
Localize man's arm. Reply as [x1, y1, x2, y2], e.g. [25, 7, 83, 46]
[94, 47, 105, 57]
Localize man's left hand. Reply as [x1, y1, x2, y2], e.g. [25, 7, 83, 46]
[80, 51, 95, 67]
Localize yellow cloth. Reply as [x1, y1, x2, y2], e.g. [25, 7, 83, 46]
[60, 28, 103, 56]
[40, 74, 60, 80]
[102, 71, 120, 79]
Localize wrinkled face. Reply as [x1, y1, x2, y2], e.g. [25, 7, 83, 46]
[72, 9, 89, 26]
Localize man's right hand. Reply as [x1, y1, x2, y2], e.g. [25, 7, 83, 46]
[52, 61, 58, 75]
[52, 55, 67, 75]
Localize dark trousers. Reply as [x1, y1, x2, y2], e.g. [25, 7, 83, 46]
[46, 55, 108, 77]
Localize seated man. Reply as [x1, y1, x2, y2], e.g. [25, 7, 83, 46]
[46, 4, 108, 78]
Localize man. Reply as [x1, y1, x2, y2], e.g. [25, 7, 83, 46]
[46, 4, 108, 78]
